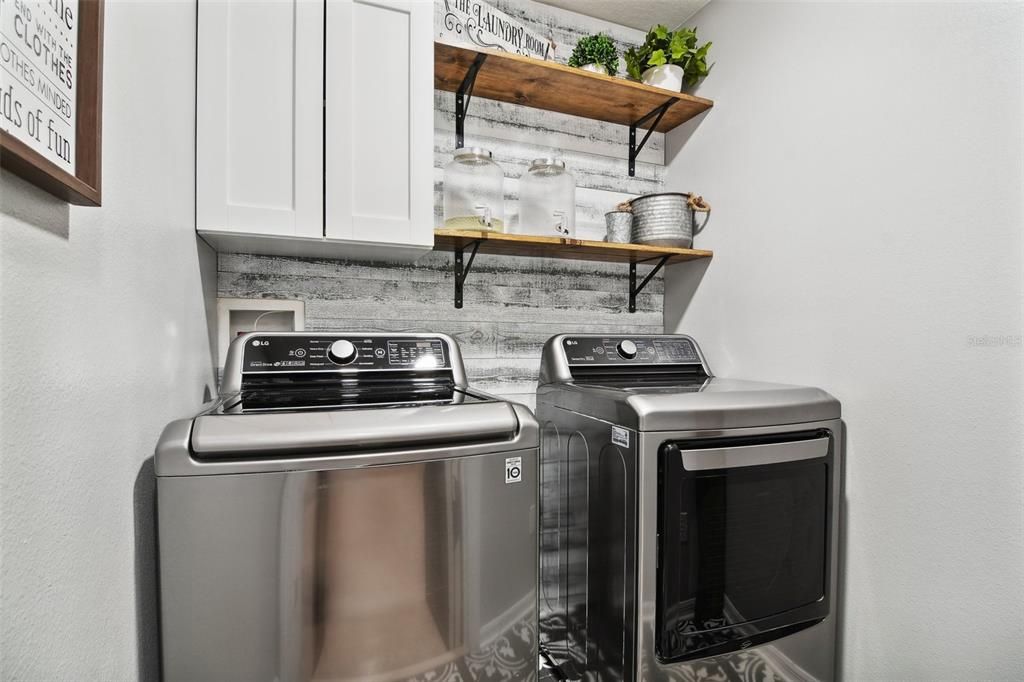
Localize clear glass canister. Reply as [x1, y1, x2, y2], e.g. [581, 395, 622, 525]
[443, 147, 505, 232]
[519, 158, 576, 237]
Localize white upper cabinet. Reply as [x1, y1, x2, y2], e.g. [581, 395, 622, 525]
[197, 0, 324, 238]
[325, 0, 434, 248]
[197, 0, 433, 254]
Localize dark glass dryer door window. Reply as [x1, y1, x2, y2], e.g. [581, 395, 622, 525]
[656, 430, 832, 662]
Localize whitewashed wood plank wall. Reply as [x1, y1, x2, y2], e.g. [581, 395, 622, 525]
[218, 0, 667, 406]
[218, 250, 663, 406]
[435, 0, 663, 240]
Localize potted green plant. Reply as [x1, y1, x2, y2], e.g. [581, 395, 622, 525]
[624, 25, 712, 91]
[567, 33, 619, 76]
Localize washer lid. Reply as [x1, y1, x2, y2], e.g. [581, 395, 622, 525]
[154, 400, 539, 477]
[190, 401, 521, 459]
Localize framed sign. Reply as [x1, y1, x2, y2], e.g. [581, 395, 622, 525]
[0, 0, 103, 205]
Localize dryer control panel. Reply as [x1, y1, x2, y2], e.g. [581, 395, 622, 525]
[561, 335, 701, 365]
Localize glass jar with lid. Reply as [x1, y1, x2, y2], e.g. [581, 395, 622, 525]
[443, 147, 505, 232]
[519, 158, 576, 237]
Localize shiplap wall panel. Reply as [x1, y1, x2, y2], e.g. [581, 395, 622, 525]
[434, 94, 664, 165]
[484, 0, 645, 71]
[433, 0, 664, 238]
[433, 137, 663, 195]
[219, 252, 662, 404]
[219, 0, 667, 405]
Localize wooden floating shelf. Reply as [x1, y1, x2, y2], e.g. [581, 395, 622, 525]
[435, 229, 712, 312]
[434, 42, 714, 133]
[434, 228, 712, 264]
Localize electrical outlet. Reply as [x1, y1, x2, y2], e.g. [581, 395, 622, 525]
[216, 298, 305, 370]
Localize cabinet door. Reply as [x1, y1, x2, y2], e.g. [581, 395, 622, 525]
[197, 0, 324, 238]
[325, 0, 433, 247]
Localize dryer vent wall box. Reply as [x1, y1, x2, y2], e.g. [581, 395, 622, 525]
[216, 298, 305, 369]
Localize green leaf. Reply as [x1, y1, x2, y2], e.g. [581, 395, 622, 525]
[648, 49, 667, 67]
[624, 46, 644, 80]
[669, 32, 687, 61]
[653, 24, 669, 40]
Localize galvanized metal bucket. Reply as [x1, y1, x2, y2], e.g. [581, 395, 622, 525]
[629, 192, 711, 248]
[604, 210, 633, 243]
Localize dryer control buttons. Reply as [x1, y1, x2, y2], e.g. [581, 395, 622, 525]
[617, 340, 638, 359]
[562, 336, 701, 365]
[327, 340, 358, 365]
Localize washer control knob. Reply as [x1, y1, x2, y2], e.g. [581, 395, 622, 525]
[327, 339, 358, 365]
[617, 339, 638, 359]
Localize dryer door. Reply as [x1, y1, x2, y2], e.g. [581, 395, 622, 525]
[655, 430, 833, 662]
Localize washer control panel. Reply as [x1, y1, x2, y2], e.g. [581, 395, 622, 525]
[562, 335, 700, 365]
[242, 335, 449, 372]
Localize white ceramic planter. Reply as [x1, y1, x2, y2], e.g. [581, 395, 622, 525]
[579, 63, 609, 76]
[641, 64, 684, 92]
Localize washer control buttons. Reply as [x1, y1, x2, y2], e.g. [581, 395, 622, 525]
[327, 339, 358, 365]
[617, 339, 638, 359]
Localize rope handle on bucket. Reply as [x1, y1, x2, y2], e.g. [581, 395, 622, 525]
[687, 194, 711, 212]
[688, 194, 711, 235]
[617, 195, 711, 212]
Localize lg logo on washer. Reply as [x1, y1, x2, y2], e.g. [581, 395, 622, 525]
[505, 457, 522, 484]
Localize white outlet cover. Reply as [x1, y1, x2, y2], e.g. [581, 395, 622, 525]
[217, 298, 305, 369]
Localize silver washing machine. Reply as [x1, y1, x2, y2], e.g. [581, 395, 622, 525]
[156, 332, 539, 682]
[536, 334, 842, 682]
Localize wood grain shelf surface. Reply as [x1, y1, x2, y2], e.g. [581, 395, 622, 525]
[434, 228, 713, 265]
[434, 42, 713, 133]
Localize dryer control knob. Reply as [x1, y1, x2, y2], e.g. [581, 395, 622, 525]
[327, 340, 358, 365]
[617, 340, 638, 359]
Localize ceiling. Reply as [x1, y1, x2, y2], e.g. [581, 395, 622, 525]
[533, 0, 710, 33]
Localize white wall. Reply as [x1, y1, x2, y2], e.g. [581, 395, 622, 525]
[0, 2, 215, 679]
[665, 2, 1023, 679]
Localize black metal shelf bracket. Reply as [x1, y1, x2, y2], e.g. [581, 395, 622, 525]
[455, 54, 488, 149]
[628, 98, 677, 177]
[629, 255, 671, 313]
[452, 243, 674, 312]
[454, 240, 482, 309]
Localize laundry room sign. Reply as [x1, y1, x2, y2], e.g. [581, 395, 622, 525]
[0, 0, 103, 205]
[437, 0, 553, 60]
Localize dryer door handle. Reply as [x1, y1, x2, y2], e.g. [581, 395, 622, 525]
[679, 436, 830, 471]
